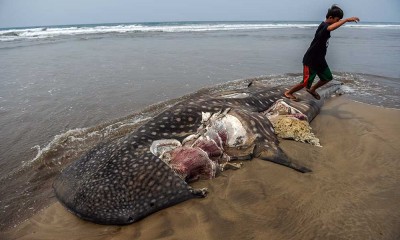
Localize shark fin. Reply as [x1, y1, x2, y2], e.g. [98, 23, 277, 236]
[254, 144, 311, 173]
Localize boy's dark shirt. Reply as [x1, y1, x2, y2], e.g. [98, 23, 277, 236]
[303, 22, 331, 71]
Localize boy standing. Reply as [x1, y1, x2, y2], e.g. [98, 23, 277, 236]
[284, 5, 359, 100]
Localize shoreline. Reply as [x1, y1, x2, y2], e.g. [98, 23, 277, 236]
[1, 96, 400, 240]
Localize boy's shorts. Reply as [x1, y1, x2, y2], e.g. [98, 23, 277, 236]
[301, 65, 333, 89]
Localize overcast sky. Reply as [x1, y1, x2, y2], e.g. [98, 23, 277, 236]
[0, 0, 399, 28]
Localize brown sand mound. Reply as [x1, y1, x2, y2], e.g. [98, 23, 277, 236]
[1, 97, 400, 240]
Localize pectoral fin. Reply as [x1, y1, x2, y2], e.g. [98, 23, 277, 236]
[254, 144, 311, 173]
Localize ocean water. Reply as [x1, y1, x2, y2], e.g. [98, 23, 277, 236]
[0, 21, 399, 230]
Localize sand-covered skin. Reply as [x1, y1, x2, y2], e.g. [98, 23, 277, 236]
[1, 96, 399, 240]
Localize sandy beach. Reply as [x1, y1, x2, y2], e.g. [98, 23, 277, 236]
[1, 96, 399, 240]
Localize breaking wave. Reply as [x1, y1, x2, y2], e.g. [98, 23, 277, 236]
[1, 21, 399, 42]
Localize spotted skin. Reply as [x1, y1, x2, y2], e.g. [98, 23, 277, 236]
[54, 147, 197, 224]
[53, 82, 340, 225]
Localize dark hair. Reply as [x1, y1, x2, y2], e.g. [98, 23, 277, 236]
[326, 5, 344, 19]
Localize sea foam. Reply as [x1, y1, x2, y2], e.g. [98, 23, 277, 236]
[1, 22, 399, 42]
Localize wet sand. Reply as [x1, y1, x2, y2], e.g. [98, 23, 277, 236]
[1, 96, 400, 240]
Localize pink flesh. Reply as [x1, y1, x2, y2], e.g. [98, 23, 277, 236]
[169, 147, 215, 181]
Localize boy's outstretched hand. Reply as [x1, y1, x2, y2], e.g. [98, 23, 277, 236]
[346, 17, 360, 23]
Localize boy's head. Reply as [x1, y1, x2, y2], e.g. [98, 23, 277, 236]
[326, 5, 344, 20]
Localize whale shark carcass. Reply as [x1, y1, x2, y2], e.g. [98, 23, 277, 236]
[53, 81, 341, 225]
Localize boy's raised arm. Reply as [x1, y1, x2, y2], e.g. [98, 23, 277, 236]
[327, 17, 360, 31]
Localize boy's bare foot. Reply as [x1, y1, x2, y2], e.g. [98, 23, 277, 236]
[284, 91, 298, 101]
[306, 89, 321, 100]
